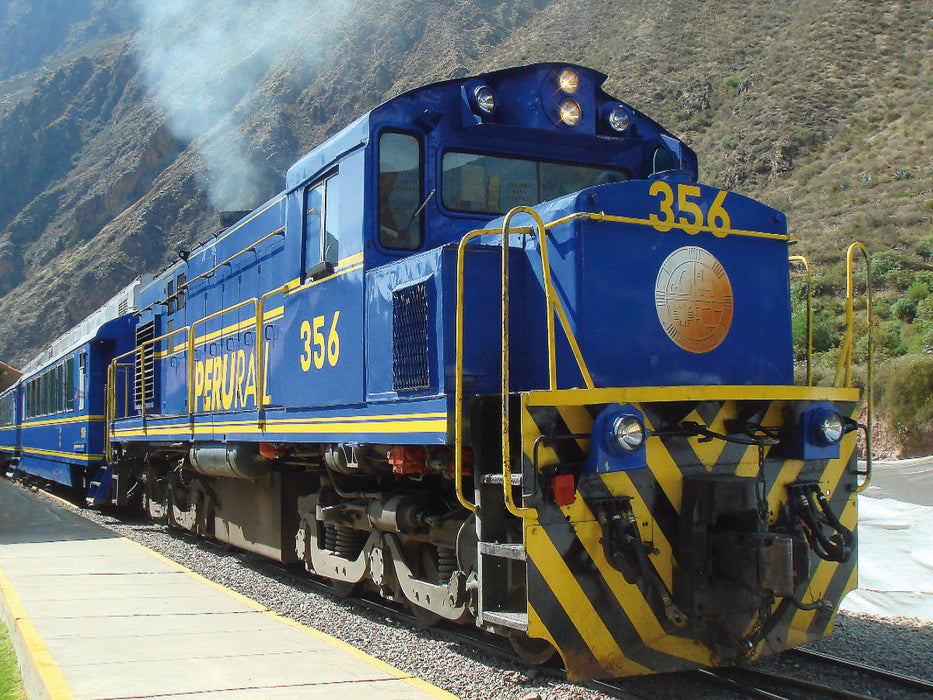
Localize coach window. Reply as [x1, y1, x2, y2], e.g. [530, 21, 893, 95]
[65, 357, 75, 411]
[78, 352, 87, 411]
[56, 363, 64, 413]
[0, 392, 12, 426]
[378, 132, 423, 251]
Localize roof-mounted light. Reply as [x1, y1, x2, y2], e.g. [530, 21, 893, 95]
[473, 85, 496, 114]
[608, 105, 631, 133]
[558, 68, 579, 94]
[559, 99, 581, 126]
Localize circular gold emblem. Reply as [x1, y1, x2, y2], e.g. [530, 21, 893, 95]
[655, 246, 733, 353]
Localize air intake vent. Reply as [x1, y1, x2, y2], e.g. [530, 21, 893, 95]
[118, 299, 129, 315]
[134, 320, 156, 409]
[392, 282, 430, 392]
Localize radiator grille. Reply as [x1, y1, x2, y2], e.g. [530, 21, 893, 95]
[134, 320, 156, 408]
[392, 282, 430, 392]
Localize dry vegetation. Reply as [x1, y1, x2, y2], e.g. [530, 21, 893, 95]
[0, 0, 930, 451]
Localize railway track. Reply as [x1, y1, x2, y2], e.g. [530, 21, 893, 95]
[698, 646, 933, 699]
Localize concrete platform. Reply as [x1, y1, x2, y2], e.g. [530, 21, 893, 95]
[0, 479, 457, 699]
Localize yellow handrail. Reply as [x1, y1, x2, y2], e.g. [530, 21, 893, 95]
[499, 208, 539, 521]
[832, 243, 872, 492]
[454, 229, 485, 514]
[789, 255, 812, 386]
[454, 207, 596, 520]
[188, 298, 258, 415]
[256, 284, 291, 418]
[136, 228, 285, 317]
[106, 327, 189, 460]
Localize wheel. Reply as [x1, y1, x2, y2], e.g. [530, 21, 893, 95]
[509, 632, 557, 665]
[408, 602, 442, 628]
[330, 579, 358, 598]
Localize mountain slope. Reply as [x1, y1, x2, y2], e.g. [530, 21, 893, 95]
[0, 0, 929, 399]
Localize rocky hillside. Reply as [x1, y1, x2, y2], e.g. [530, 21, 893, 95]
[0, 0, 930, 448]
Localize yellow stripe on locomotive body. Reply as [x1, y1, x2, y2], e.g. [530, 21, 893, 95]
[519, 386, 859, 680]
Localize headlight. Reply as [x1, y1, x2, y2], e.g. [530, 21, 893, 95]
[558, 68, 579, 94]
[473, 85, 496, 114]
[608, 105, 630, 132]
[816, 411, 845, 445]
[611, 415, 645, 452]
[559, 99, 582, 126]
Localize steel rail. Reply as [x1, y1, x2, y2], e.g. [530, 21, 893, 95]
[788, 647, 933, 694]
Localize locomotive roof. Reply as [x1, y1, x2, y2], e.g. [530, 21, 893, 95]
[285, 62, 674, 192]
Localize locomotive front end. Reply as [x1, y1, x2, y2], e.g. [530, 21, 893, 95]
[463, 177, 865, 679]
[516, 387, 859, 678]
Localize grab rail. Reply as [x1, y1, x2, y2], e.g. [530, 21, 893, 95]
[454, 207, 594, 520]
[256, 284, 291, 418]
[187, 298, 258, 415]
[105, 327, 190, 461]
[834, 243, 872, 492]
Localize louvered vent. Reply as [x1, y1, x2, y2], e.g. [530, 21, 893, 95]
[392, 282, 430, 392]
[118, 299, 129, 315]
[134, 320, 156, 408]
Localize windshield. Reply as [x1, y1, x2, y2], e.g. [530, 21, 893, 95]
[441, 151, 631, 215]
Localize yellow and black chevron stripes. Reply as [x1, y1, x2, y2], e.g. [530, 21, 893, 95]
[518, 388, 860, 680]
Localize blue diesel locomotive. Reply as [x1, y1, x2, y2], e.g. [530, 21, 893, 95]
[2, 64, 871, 680]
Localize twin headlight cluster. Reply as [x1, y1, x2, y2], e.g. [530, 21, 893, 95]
[583, 402, 850, 477]
[469, 67, 633, 133]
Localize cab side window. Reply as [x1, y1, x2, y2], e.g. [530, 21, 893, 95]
[304, 172, 340, 272]
[378, 132, 423, 251]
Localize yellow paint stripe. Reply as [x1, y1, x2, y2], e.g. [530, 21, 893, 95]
[0, 566, 75, 699]
[639, 419, 684, 516]
[524, 386, 859, 406]
[120, 539, 456, 699]
[111, 412, 448, 435]
[212, 195, 287, 248]
[286, 261, 364, 297]
[526, 526, 651, 676]
[594, 212, 791, 241]
[788, 495, 857, 638]
[21, 415, 104, 428]
[18, 446, 103, 462]
[521, 406, 558, 468]
[155, 308, 286, 360]
[112, 419, 447, 438]
[555, 404, 593, 456]
[566, 494, 713, 665]
[787, 451, 857, 638]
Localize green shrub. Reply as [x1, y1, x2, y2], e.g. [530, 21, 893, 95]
[871, 250, 902, 282]
[906, 281, 930, 301]
[874, 355, 933, 442]
[891, 296, 918, 322]
[722, 74, 743, 91]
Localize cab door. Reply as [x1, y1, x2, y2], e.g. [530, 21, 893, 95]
[272, 152, 366, 410]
